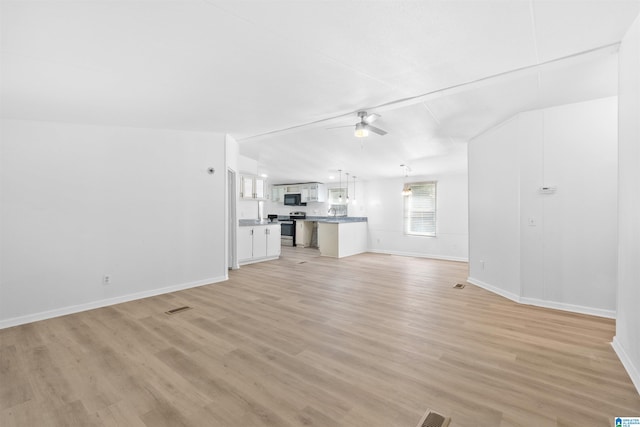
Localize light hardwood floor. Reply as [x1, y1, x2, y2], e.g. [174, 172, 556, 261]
[1, 247, 639, 426]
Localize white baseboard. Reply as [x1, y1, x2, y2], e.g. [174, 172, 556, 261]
[612, 336, 640, 395]
[520, 296, 616, 319]
[466, 277, 615, 319]
[466, 277, 521, 303]
[238, 255, 280, 266]
[0, 275, 227, 330]
[368, 249, 468, 263]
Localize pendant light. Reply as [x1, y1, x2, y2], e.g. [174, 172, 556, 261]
[352, 175, 357, 205]
[345, 172, 350, 204]
[338, 169, 343, 202]
[401, 164, 412, 196]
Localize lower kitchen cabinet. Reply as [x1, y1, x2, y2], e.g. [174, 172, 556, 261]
[238, 224, 281, 265]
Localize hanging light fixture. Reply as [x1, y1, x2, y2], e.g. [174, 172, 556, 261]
[354, 122, 369, 138]
[345, 172, 350, 204]
[338, 169, 343, 202]
[352, 175, 357, 205]
[401, 164, 412, 196]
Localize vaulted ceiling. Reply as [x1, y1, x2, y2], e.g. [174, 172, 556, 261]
[2, 1, 639, 182]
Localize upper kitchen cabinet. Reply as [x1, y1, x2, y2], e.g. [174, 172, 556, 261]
[271, 185, 285, 202]
[303, 183, 326, 203]
[240, 175, 267, 200]
[272, 182, 326, 203]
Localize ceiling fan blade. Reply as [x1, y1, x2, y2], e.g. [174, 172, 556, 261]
[363, 113, 380, 124]
[366, 124, 387, 136]
[326, 124, 354, 130]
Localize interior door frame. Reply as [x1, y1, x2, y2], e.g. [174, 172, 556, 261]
[227, 168, 238, 270]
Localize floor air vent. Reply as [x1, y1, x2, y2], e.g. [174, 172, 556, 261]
[165, 306, 192, 315]
[416, 410, 451, 427]
[453, 283, 466, 289]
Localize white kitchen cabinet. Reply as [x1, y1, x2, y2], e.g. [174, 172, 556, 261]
[266, 225, 281, 257]
[238, 227, 255, 261]
[271, 185, 285, 202]
[240, 176, 253, 199]
[252, 226, 268, 259]
[240, 175, 267, 200]
[272, 182, 326, 203]
[238, 224, 281, 265]
[255, 177, 266, 199]
[305, 183, 326, 202]
[301, 186, 310, 202]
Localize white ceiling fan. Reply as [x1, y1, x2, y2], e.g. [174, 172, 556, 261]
[328, 111, 388, 138]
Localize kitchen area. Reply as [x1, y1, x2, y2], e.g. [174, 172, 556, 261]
[237, 166, 368, 265]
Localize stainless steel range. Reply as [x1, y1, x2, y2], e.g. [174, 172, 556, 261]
[280, 211, 306, 247]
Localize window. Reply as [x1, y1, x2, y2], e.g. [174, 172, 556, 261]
[328, 187, 347, 205]
[404, 181, 436, 236]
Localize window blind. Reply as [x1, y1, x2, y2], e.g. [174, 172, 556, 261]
[404, 181, 436, 236]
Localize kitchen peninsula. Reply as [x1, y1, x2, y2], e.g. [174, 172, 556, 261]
[297, 216, 368, 258]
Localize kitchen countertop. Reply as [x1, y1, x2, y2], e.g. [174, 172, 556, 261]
[301, 216, 368, 223]
[239, 219, 280, 226]
[240, 217, 368, 226]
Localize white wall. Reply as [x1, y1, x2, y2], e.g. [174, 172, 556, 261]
[468, 97, 619, 317]
[226, 134, 239, 173]
[538, 99, 618, 312]
[0, 119, 228, 328]
[614, 13, 640, 394]
[468, 118, 521, 298]
[366, 172, 469, 262]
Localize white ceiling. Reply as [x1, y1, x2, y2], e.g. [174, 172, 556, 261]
[2, 1, 639, 183]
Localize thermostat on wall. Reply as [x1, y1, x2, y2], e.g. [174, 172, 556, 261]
[539, 186, 557, 194]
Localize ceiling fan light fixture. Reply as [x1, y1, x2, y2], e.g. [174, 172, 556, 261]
[354, 122, 369, 138]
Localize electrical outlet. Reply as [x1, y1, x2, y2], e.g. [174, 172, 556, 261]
[480, 260, 485, 271]
[103, 275, 111, 285]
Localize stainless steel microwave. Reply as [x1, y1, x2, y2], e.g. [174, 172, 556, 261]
[284, 193, 301, 206]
